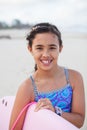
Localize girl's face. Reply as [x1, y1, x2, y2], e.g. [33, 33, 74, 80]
[28, 33, 63, 71]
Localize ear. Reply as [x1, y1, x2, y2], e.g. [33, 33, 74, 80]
[27, 45, 33, 55]
[59, 45, 63, 53]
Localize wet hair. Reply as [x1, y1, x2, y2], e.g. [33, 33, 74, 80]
[26, 22, 63, 71]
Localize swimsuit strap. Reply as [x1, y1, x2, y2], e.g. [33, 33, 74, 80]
[30, 76, 38, 99]
[64, 68, 70, 84]
[30, 68, 70, 98]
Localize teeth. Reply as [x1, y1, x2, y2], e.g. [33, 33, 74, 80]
[41, 60, 51, 64]
[43, 60, 49, 64]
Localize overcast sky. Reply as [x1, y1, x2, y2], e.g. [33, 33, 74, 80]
[0, 0, 87, 32]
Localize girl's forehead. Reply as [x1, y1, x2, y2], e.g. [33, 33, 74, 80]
[33, 33, 58, 42]
[35, 32, 57, 38]
[32, 35, 59, 47]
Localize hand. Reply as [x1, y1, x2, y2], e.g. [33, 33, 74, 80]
[34, 98, 55, 112]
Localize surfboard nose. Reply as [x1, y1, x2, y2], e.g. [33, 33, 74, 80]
[0, 96, 15, 130]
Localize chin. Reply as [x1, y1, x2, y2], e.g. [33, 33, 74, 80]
[40, 66, 52, 71]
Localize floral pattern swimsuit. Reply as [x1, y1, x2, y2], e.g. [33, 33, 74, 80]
[30, 68, 73, 112]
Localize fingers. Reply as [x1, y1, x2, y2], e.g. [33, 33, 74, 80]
[34, 98, 55, 112]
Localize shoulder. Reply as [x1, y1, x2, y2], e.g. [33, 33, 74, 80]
[16, 77, 34, 102]
[67, 68, 84, 89]
[68, 69, 83, 79]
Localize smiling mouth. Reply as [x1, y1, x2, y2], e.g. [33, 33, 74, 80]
[40, 59, 52, 66]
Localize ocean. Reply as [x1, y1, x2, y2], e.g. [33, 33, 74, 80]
[0, 29, 87, 130]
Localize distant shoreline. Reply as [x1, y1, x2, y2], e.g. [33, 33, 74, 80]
[0, 29, 87, 40]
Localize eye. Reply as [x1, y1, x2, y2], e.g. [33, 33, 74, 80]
[36, 47, 43, 50]
[50, 47, 56, 50]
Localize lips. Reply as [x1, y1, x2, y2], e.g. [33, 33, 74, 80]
[40, 59, 52, 66]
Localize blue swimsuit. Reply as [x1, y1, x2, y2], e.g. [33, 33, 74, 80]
[30, 68, 73, 112]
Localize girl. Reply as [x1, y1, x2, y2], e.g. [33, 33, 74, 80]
[9, 23, 85, 130]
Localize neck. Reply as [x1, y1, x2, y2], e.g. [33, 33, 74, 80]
[34, 65, 61, 80]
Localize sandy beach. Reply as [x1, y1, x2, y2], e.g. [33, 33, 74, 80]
[0, 29, 87, 130]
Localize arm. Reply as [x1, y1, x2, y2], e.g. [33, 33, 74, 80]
[61, 70, 85, 128]
[9, 79, 34, 130]
[30, 70, 85, 128]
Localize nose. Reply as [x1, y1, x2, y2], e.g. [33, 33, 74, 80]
[42, 49, 50, 57]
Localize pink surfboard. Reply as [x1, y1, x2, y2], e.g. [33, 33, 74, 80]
[0, 96, 79, 130]
[0, 96, 15, 130]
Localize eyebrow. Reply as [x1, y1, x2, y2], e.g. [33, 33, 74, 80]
[35, 45, 43, 48]
[35, 44, 57, 48]
[49, 44, 57, 47]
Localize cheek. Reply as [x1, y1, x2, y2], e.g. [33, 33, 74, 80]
[32, 51, 40, 59]
[52, 49, 59, 55]
[32, 51, 40, 57]
[31, 48, 38, 55]
[54, 50, 60, 59]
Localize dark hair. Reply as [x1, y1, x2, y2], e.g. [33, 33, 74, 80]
[26, 22, 63, 71]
